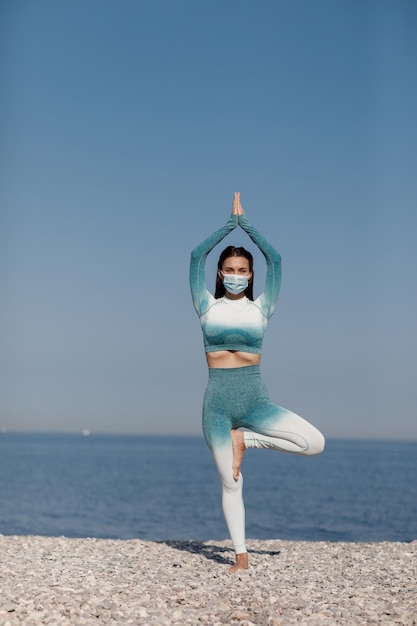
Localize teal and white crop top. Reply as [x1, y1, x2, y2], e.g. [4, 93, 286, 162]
[190, 214, 281, 354]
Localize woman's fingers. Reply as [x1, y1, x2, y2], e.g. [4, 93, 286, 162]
[232, 192, 245, 215]
[232, 192, 240, 214]
[237, 192, 244, 215]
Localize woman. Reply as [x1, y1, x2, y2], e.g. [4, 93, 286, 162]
[190, 193, 325, 572]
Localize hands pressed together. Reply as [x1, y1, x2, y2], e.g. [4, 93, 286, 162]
[232, 192, 245, 216]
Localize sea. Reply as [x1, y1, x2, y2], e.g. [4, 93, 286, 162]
[1, 433, 416, 543]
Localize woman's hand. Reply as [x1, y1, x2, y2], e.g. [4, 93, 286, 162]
[232, 192, 245, 215]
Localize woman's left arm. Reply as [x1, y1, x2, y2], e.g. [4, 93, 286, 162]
[238, 213, 282, 319]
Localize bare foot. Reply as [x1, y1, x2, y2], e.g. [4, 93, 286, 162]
[228, 552, 249, 573]
[231, 429, 245, 481]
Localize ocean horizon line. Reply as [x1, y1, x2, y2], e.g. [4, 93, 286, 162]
[1, 430, 417, 443]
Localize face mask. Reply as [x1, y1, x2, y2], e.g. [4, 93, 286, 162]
[222, 274, 249, 295]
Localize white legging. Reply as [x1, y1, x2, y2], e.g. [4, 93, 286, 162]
[203, 366, 325, 554]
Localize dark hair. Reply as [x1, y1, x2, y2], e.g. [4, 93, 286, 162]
[215, 246, 254, 300]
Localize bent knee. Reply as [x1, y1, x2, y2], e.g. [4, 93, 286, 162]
[306, 431, 325, 456]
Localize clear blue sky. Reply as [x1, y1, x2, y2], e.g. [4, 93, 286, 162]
[2, 0, 416, 438]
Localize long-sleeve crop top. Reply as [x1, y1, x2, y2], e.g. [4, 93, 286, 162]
[190, 214, 281, 354]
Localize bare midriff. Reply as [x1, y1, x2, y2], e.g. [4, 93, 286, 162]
[206, 350, 261, 369]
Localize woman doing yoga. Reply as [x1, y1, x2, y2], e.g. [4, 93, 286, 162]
[190, 193, 325, 572]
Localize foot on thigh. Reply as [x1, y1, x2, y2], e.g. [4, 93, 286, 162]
[231, 429, 245, 481]
[228, 552, 249, 573]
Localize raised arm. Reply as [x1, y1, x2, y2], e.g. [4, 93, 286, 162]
[238, 210, 281, 319]
[190, 213, 238, 316]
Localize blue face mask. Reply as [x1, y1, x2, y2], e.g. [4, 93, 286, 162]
[222, 274, 249, 295]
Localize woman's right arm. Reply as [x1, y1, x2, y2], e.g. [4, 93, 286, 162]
[190, 214, 238, 316]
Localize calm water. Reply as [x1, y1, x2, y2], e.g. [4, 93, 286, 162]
[1, 433, 416, 542]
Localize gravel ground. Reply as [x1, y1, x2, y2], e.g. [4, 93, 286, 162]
[0, 535, 416, 625]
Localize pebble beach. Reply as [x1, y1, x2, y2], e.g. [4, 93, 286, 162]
[0, 535, 415, 626]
